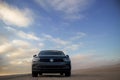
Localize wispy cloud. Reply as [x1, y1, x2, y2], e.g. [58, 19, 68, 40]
[42, 33, 84, 51]
[0, 39, 38, 55]
[65, 43, 83, 51]
[5, 27, 40, 40]
[0, 43, 13, 54]
[0, 2, 33, 27]
[42, 33, 69, 45]
[70, 32, 86, 40]
[38, 43, 44, 48]
[12, 40, 31, 48]
[35, 0, 94, 20]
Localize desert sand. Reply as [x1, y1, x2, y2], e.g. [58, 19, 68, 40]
[0, 64, 120, 80]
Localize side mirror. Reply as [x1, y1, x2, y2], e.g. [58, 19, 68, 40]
[66, 55, 69, 58]
[33, 54, 37, 57]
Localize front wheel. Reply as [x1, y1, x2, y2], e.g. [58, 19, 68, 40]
[65, 71, 71, 77]
[32, 71, 38, 77]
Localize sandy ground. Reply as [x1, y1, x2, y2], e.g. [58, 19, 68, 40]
[0, 64, 120, 80]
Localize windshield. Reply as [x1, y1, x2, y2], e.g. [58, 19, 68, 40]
[39, 51, 65, 55]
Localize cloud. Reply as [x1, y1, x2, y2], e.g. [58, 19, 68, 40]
[41, 33, 84, 51]
[38, 43, 44, 48]
[42, 34, 69, 45]
[17, 31, 40, 40]
[6, 27, 40, 40]
[0, 39, 33, 55]
[9, 58, 31, 65]
[6, 48, 26, 58]
[65, 43, 83, 51]
[0, 43, 13, 54]
[70, 32, 86, 40]
[0, 2, 33, 27]
[35, 0, 94, 20]
[12, 40, 31, 48]
[0, 33, 9, 45]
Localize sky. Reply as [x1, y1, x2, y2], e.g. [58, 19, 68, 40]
[0, 0, 120, 75]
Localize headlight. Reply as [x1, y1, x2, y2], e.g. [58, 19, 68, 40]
[32, 58, 40, 62]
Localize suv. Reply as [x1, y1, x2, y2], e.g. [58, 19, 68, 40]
[32, 50, 71, 77]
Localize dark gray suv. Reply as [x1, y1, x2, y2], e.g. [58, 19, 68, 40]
[32, 50, 71, 77]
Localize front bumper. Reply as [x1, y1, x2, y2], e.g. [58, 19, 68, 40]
[32, 62, 71, 73]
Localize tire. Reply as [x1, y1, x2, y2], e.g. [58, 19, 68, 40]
[32, 71, 38, 77]
[65, 71, 71, 77]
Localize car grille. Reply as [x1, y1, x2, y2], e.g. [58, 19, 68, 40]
[40, 59, 64, 62]
[40, 66, 64, 69]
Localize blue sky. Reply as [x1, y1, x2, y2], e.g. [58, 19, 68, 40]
[0, 0, 120, 75]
